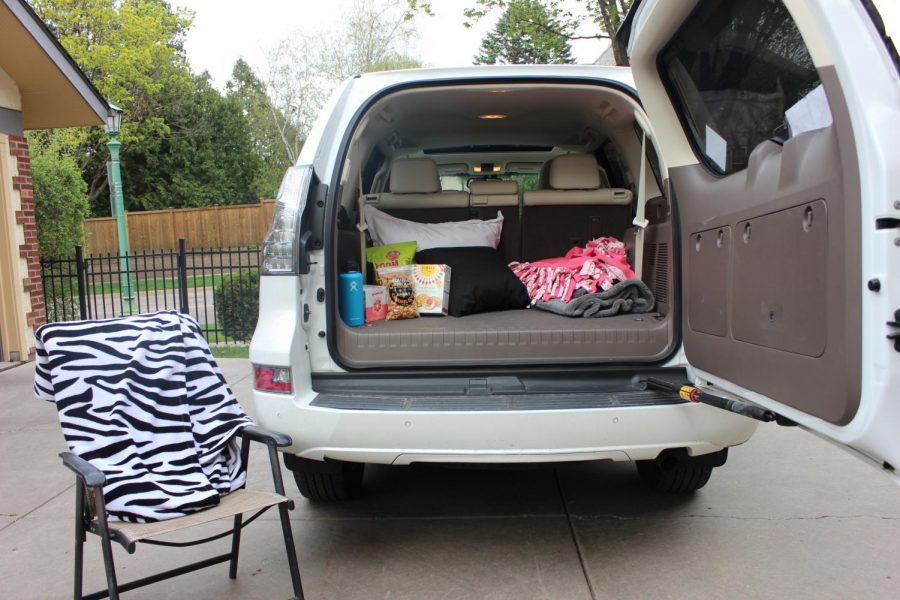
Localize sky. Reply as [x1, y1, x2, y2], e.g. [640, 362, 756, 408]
[168, 0, 610, 88]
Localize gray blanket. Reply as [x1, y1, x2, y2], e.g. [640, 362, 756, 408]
[534, 279, 656, 318]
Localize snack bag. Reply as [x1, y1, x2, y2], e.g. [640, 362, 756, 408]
[378, 265, 419, 320]
[366, 241, 416, 284]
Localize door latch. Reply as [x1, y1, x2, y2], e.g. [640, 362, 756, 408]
[888, 309, 900, 352]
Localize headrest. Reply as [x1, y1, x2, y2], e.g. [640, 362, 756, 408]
[469, 179, 518, 195]
[548, 154, 601, 190]
[389, 158, 441, 194]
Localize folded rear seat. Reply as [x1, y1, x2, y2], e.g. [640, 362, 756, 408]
[469, 179, 521, 262]
[522, 154, 633, 262]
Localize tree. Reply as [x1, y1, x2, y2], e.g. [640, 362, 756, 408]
[262, 0, 424, 163]
[30, 0, 267, 214]
[226, 59, 293, 198]
[126, 73, 261, 211]
[28, 139, 90, 258]
[29, 0, 196, 212]
[313, 0, 423, 80]
[474, 0, 574, 65]
[589, 0, 632, 67]
[262, 37, 327, 165]
[464, 0, 634, 66]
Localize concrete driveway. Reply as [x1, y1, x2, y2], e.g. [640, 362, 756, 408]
[1, 359, 897, 599]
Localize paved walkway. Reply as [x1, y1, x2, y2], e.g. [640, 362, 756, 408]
[1, 359, 898, 599]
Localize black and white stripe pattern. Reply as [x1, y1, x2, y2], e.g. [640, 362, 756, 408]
[35, 311, 252, 523]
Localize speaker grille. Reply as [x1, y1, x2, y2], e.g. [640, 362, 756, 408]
[647, 243, 669, 305]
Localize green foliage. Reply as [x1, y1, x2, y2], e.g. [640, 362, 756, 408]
[474, 0, 574, 65]
[227, 59, 294, 199]
[214, 269, 260, 343]
[30, 1, 263, 213]
[29, 0, 196, 213]
[465, 0, 633, 66]
[29, 139, 90, 259]
[126, 74, 262, 210]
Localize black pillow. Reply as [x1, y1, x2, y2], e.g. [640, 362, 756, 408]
[415, 246, 530, 317]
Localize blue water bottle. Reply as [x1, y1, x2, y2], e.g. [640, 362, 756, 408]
[339, 261, 365, 327]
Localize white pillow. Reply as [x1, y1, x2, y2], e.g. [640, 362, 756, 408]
[365, 205, 503, 251]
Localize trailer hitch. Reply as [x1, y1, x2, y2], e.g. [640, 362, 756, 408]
[642, 377, 781, 423]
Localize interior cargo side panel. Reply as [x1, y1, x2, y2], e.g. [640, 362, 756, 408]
[644, 222, 672, 316]
[673, 68, 861, 425]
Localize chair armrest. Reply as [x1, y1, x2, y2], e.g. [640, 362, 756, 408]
[242, 424, 292, 448]
[59, 452, 106, 487]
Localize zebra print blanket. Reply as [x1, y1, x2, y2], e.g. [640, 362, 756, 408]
[34, 311, 252, 523]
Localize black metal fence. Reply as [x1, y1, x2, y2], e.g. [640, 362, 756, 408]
[40, 239, 261, 344]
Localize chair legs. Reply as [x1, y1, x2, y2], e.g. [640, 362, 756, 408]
[74, 483, 85, 600]
[95, 511, 120, 600]
[228, 513, 243, 579]
[73, 481, 120, 600]
[277, 502, 304, 600]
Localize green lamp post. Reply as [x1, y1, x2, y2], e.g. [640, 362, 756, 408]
[105, 103, 133, 314]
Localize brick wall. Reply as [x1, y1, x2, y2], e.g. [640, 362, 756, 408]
[8, 135, 44, 337]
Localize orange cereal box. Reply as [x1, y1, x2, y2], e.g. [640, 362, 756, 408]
[412, 264, 451, 316]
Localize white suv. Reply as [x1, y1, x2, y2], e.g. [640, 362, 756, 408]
[251, 0, 899, 500]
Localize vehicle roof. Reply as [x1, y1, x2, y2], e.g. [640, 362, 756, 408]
[348, 64, 635, 94]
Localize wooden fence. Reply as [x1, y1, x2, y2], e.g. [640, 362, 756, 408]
[84, 200, 276, 253]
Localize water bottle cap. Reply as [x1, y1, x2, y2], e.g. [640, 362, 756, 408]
[343, 260, 361, 273]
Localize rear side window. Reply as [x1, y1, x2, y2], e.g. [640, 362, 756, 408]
[660, 0, 831, 174]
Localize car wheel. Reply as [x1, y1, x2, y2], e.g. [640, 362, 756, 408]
[636, 448, 727, 493]
[285, 456, 365, 501]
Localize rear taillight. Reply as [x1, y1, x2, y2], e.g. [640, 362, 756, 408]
[253, 365, 292, 394]
[262, 166, 312, 275]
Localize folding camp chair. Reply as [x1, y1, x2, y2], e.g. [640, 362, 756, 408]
[60, 426, 304, 600]
[34, 311, 304, 600]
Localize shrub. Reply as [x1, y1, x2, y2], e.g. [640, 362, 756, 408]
[214, 269, 260, 343]
[30, 142, 90, 259]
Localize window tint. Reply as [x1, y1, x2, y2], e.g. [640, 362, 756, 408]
[660, 0, 831, 174]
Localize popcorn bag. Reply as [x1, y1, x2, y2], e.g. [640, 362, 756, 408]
[364, 285, 389, 323]
[366, 241, 416, 284]
[377, 266, 419, 320]
[412, 264, 451, 316]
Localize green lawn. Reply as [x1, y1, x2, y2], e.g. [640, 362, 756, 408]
[90, 273, 222, 295]
[210, 345, 249, 359]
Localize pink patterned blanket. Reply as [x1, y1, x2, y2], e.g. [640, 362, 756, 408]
[509, 238, 636, 305]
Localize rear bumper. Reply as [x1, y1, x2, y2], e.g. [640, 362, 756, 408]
[253, 390, 758, 465]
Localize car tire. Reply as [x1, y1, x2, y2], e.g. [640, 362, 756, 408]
[286, 457, 365, 501]
[636, 448, 727, 493]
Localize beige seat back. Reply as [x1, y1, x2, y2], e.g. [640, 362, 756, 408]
[469, 179, 519, 207]
[523, 154, 632, 206]
[469, 179, 521, 261]
[363, 158, 469, 216]
[522, 154, 634, 261]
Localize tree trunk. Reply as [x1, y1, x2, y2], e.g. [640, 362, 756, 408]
[597, 0, 630, 66]
[610, 36, 629, 67]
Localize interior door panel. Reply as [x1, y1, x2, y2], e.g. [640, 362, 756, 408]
[732, 199, 828, 357]
[675, 66, 861, 425]
[687, 225, 730, 337]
